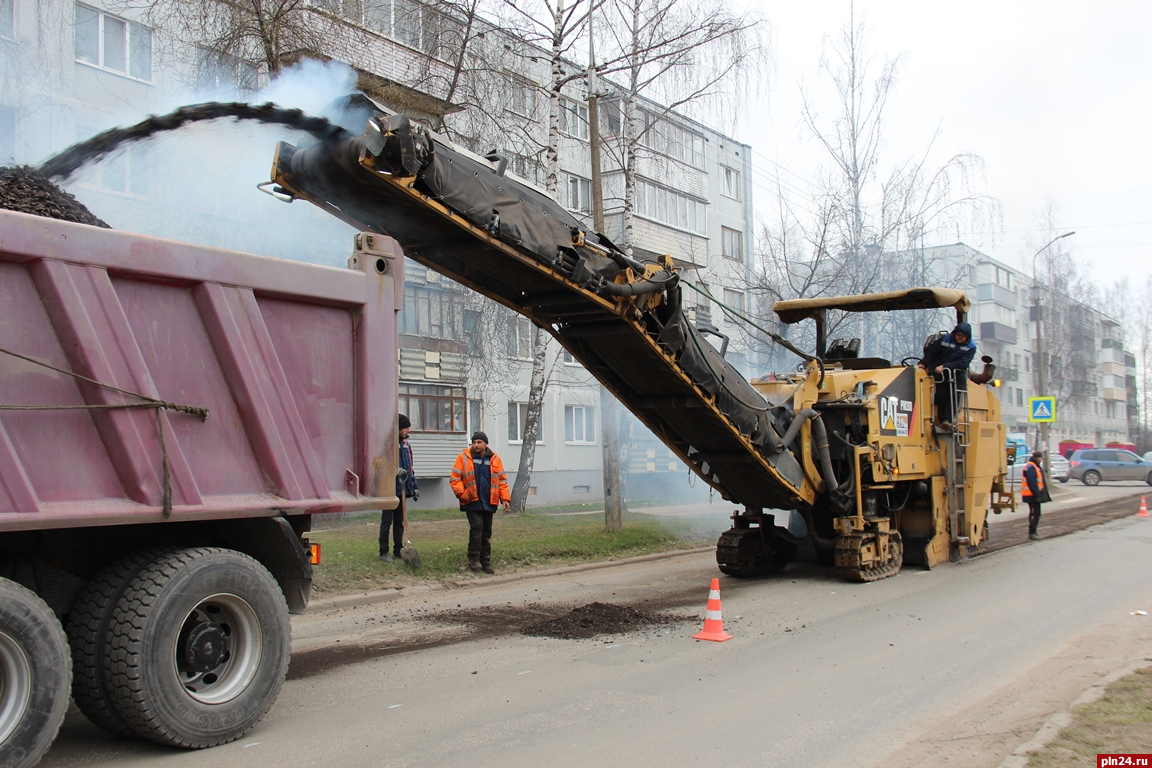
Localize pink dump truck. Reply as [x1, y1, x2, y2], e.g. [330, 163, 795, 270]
[0, 209, 401, 765]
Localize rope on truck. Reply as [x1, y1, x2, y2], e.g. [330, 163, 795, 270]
[0, 346, 209, 517]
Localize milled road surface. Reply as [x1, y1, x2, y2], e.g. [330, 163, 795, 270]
[40, 486, 1152, 767]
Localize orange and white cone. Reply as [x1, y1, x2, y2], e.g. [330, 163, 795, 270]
[1139, 496, 1149, 518]
[692, 577, 733, 642]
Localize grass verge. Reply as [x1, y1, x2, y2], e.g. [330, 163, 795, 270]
[1028, 666, 1152, 767]
[307, 507, 727, 595]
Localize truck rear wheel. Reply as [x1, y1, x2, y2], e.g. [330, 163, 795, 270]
[106, 548, 291, 748]
[66, 548, 175, 738]
[0, 578, 71, 768]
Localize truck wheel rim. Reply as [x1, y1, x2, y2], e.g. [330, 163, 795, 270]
[0, 630, 32, 745]
[173, 593, 262, 705]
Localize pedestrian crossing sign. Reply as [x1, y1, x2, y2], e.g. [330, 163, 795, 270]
[1028, 396, 1056, 423]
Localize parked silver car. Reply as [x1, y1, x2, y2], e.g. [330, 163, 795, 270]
[1069, 448, 1152, 486]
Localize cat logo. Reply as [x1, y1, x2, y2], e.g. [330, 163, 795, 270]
[879, 396, 900, 432]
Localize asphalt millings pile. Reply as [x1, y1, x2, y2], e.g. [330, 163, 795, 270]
[521, 602, 690, 640]
[0, 165, 109, 227]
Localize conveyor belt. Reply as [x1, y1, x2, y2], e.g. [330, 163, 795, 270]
[270, 119, 812, 509]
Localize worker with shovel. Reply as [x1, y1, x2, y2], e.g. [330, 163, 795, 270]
[380, 414, 419, 562]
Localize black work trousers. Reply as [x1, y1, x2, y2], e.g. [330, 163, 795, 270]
[465, 508, 494, 565]
[1027, 500, 1042, 535]
[934, 371, 955, 424]
[379, 498, 404, 556]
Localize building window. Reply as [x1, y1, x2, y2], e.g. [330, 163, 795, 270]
[505, 74, 538, 118]
[1016, 389, 1023, 407]
[468, 398, 483, 435]
[634, 179, 706, 234]
[599, 99, 621, 136]
[75, 4, 152, 81]
[639, 109, 704, 168]
[508, 153, 541, 184]
[508, 401, 544, 443]
[562, 349, 581, 366]
[462, 309, 481, 355]
[506, 317, 532, 359]
[195, 49, 259, 94]
[723, 288, 745, 314]
[0, 0, 12, 39]
[399, 285, 461, 338]
[78, 125, 148, 194]
[566, 174, 591, 214]
[721, 226, 743, 261]
[400, 383, 466, 432]
[721, 167, 741, 200]
[560, 98, 589, 139]
[0, 105, 14, 165]
[565, 405, 596, 443]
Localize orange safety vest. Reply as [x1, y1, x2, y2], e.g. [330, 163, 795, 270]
[1021, 460, 1045, 498]
[450, 450, 510, 506]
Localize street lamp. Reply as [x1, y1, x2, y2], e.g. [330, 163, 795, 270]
[1031, 231, 1075, 473]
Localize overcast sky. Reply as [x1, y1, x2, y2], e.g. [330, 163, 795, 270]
[737, 0, 1152, 287]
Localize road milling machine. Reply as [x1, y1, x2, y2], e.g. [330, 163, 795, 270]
[266, 99, 1015, 582]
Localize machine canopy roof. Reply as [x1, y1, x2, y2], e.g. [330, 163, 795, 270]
[773, 287, 971, 325]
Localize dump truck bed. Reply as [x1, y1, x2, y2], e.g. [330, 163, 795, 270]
[0, 209, 400, 531]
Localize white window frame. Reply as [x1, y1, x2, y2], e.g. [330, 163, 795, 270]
[0, 0, 13, 40]
[560, 98, 589, 140]
[721, 166, 741, 200]
[76, 124, 149, 196]
[722, 288, 745, 314]
[721, 226, 743, 261]
[0, 105, 14, 165]
[566, 174, 591, 214]
[75, 4, 153, 82]
[506, 317, 532, 360]
[195, 48, 260, 94]
[508, 401, 545, 444]
[564, 404, 596, 444]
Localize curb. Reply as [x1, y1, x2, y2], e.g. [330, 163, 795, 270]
[305, 545, 715, 614]
[996, 657, 1152, 768]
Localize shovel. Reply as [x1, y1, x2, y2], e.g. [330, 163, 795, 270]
[399, 498, 421, 568]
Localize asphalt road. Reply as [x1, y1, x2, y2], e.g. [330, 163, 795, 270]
[40, 487, 1152, 768]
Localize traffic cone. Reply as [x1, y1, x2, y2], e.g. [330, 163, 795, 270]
[1139, 496, 1149, 518]
[692, 578, 733, 642]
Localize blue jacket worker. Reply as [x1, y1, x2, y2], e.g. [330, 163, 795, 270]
[380, 414, 419, 562]
[919, 322, 976, 429]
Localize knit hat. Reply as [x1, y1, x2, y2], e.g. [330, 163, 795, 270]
[399, 414, 411, 429]
[471, 431, 489, 444]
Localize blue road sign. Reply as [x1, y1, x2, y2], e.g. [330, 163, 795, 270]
[1028, 396, 1056, 423]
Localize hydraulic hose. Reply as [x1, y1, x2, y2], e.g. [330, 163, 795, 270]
[775, 408, 839, 494]
[596, 271, 678, 296]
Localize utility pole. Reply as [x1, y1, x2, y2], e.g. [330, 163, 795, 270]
[588, 32, 624, 532]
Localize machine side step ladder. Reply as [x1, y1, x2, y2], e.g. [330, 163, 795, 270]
[947, 378, 971, 545]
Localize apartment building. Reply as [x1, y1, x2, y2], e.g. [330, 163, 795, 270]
[916, 245, 1132, 451]
[2, 0, 754, 506]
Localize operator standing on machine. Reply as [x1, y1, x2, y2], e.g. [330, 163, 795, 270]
[919, 322, 977, 430]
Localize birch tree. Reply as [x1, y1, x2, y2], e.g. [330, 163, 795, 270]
[754, 8, 995, 362]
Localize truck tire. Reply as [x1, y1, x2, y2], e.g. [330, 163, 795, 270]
[105, 548, 290, 748]
[65, 548, 175, 738]
[0, 578, 71, 768]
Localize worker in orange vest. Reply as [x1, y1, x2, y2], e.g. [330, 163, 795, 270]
[1021, 451, 1051, 540]
[450, 431, 511, 573]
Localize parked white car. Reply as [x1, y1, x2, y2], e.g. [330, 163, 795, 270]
[1006, 453, 1070, 485]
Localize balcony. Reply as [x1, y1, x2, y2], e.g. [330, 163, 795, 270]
[979, 321, 1017, 345]
[976, 283, 1017, 308]
[1103, 387, 1126, 402]
[1071, 380, 1098, 397]
[996, 365, 1020, 382]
